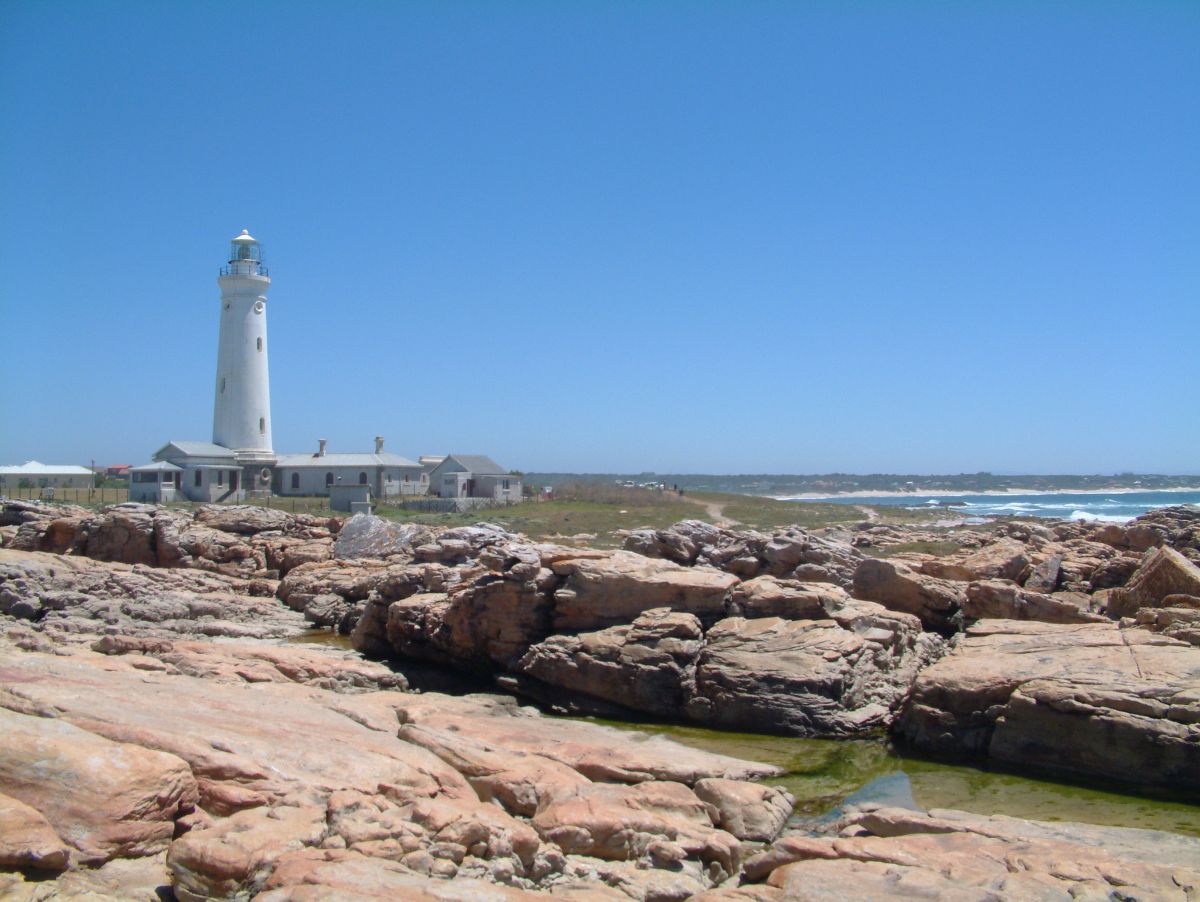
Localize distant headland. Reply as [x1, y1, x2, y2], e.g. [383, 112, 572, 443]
[524, 472, 1200, 497]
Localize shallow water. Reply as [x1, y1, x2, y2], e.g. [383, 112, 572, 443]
[591, 721, 1200, 837]
[782, 491, 1200, 523]
[284, 628, 356, 650]
[284, 629, 1200, 837]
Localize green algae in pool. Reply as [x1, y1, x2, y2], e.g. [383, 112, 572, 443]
[590, 720, 1200, 838]
[284, 628, 356, 650]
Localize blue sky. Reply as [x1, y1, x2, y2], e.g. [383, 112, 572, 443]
[2, 1, 1197, 474]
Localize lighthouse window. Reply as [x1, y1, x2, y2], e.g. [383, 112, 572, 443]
[220, 377, 225, 393]
[257, 338, 263, 351]
[259, 417, 266, 434]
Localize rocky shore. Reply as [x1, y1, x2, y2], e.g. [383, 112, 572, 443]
[1, 499, 1198, 899]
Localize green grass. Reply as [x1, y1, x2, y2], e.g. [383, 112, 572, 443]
[377, 497, 703, 548]
[690, 492, 865, 531]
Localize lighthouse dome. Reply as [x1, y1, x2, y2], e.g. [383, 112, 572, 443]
[228, 230, 262, 264]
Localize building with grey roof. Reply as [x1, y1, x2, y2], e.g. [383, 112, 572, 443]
[428, 454, 521, 501]
[274, 437, 426, 498]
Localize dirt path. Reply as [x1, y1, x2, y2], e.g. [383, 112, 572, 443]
[856, 505, 880, 523]
[681, 495, 742, 527]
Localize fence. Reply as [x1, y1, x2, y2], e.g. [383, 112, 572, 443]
[378, 497, 527, 514]
[0, 485, 130, 505]
[1, 486, 533, 516]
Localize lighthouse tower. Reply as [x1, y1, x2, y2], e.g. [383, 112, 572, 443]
[212, 230, 275, 466]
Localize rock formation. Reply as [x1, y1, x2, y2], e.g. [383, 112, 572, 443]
[4, 501, 1200, 899]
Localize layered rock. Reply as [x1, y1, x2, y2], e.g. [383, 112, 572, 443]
[850, 558, 965, 633]
[687, 603, 943, 736]
[728, 805, 1200, 901]
[551, 551, 739, 633]
[0, 548, 307, 641]
[0, 707, 197, 866]
[515, 608, 704, 718]
[1, 501, 338, 579]
[0, 628, 782, 900]
[1107, 545, 1200, 619]
[624, 521, 862, 587]
[961, 578, 1106, 623]
[0, 792, 71, 871]
[896, 619, 1200, 792]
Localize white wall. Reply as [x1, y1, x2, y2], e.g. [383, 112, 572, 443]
[212, 269, 273, 458]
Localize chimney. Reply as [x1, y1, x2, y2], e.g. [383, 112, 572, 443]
[375, 436, 385, 454]
[318, 439, 327, 457]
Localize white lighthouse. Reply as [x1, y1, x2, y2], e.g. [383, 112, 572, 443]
[212, 230, 275, 466]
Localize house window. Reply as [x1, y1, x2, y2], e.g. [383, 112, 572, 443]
[385, 473, 392, 482]
[325, 473, 333, 487]
[217, 470, 224, 486]
[194, 470, 202, 487]
[502, 479, 510, 490]
[259, 417, 266, 434]
[358, 472, 367, 485]
[291, 473, 300, 490]
[256, 337, 263, 351]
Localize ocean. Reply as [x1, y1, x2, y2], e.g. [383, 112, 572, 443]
[779, 490, 1200, 523]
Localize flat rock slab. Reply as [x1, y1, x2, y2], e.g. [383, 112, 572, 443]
[550, 551, 739, 633]
[0, 548, 307, 640]
[737, 806, 1200, 901]
[0, 707, 197, 866]
[896, 619, 1200, 792]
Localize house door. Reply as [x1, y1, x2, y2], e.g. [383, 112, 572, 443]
[230, 471, 239, 492]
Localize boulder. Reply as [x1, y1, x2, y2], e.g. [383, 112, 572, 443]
[0, 548, 309, 641]
[1022, 553, 1062, 593]
[193, 504, 295, 535]
[82, 505, 159, 565]
[550, 551, 739, 633]
[333, 514, 433, 560]
[923, 539, 1031, 583]
[1107, 546, 1200, 619]
[687, 605, 942, 736]
[0, 791, 71, 871]
[692, 779, 794, 843]
[385, 575, 554, 671]
[727, 577, 849, 620]
[1136, 607, 1200, 646]
[0, 707, 198, 866]
[386, 693, 781, 787]
[896, 619, 1200, 792]
[850, 558, 965, 633]
[167, 804, 327, 901]
[515, 608, 703, 717]
[745, 806, 1200, 901]
[961, 579, 1106, 624]
[531, 780, 742, 877]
